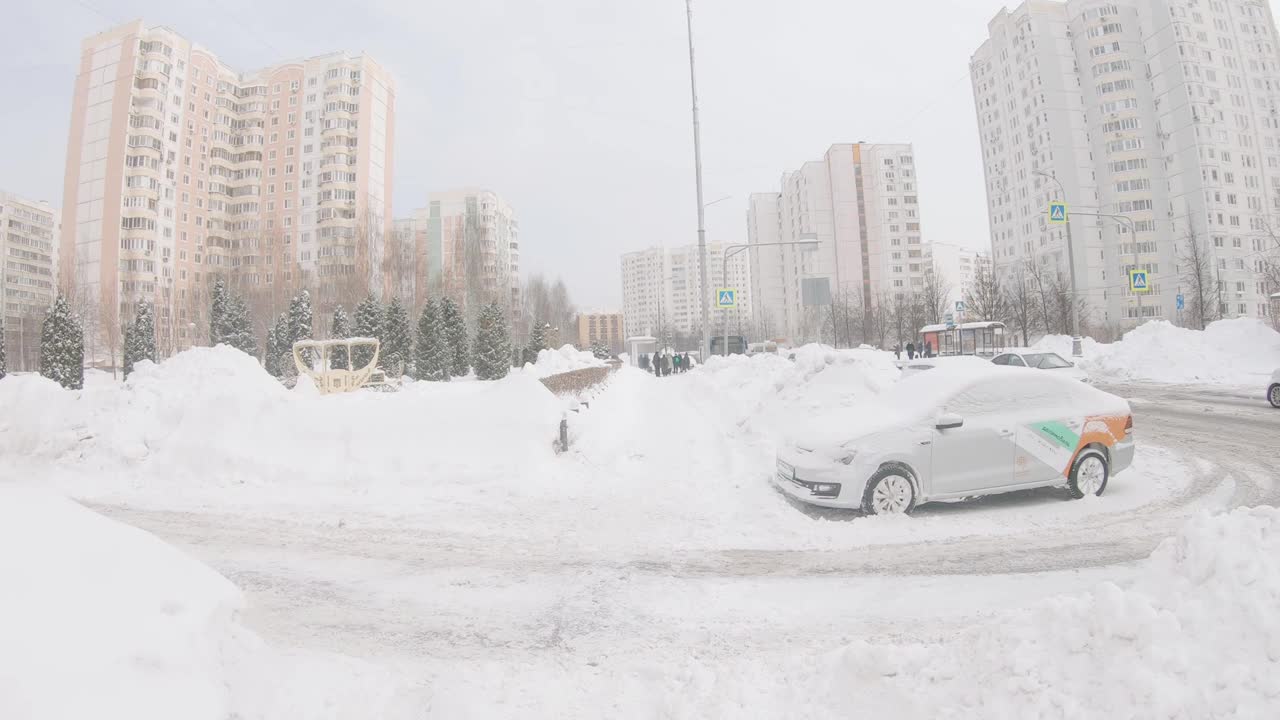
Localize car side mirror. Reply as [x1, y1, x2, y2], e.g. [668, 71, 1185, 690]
[936, 413, 964, 431]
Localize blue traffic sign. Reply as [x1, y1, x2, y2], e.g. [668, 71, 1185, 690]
[716, 288, 737, 308]
[1176, 293, 1185, 310]
[1129, 270, 1150, 294]
[1048, 202, 1068, 224]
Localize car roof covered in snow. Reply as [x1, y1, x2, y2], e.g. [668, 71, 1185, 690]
[885, 361, 1124, 419]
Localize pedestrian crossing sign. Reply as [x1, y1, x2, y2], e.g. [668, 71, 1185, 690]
[716, 288, 737, 308]
[1048, 202, 1068, 224]
[1129, 269, 1150, 293]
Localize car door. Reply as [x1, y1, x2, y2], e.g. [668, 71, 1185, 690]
[929, 379, 1016, 496]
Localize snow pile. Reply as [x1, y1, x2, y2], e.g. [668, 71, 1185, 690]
[881, 505, 1280, 717]
[522, 344, 606, 378]
[0, 345, 565, 510]
[1035, 318, 1280, 386]
[0, 486, 267, 720]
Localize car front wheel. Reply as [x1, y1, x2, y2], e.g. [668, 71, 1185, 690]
[1268, 384, 1280, 408]
[861, 464, 918, 516]
[1067, 449, 1109, 499]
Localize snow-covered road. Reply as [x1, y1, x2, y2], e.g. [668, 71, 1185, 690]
[89, 381, 1280, 670]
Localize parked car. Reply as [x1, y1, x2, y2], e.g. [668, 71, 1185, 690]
[991, 350, 1090, 383]
[897, 355, 991, 378]
[1268, 369, 1280, 408]
[775, 364, 1134, 515]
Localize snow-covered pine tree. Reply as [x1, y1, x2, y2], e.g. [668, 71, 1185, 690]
[527, 321, 548, 360]
[122, 300, 156, 378]
[590, 340, 610, 360]
[40, 294, 84, 390]
[441, 296, 470, 376]
[382, 297, 412, 377]
[352, 295, 383, 369]
[329, 305, 350, 370]
[209, 276, 230, 345]
[473, 301, 512, 381]
[0, 316, 6, 380]
[286, 290, 313, 345]
[267, 314, 291, 377]
[414, 298, 450, 381]
[223, 294, 257, 356]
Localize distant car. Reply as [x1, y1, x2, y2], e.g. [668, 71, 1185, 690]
[775, 364, 1134, 515]
[1269, 369, 1280, 408]
[992, 350, 1090, 383]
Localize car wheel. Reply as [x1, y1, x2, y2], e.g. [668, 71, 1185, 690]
[861, 464, 918, 516]
[1269, 384, 1280, 409]
[1067, 449, 1109, 499]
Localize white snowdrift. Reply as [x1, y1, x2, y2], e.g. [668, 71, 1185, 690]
[1035, 318, 1280, 387]
[521, 344, 606, 378]
[0, 486, 267, 720]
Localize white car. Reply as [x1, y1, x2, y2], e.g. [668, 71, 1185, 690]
[897, 355, 991, 378]
[775, 364, 1135, 515]
[1268, 369, 1280, 408]
[992, 350, 1090, 383]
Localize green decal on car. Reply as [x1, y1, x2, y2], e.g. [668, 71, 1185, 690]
[1033, 421, 1079, 450]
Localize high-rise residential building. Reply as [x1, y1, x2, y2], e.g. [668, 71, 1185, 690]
[620, 244, 751, 343]
[929, 242, 992, 318]
[575, 311, 624, 353]
[971, 0, 1280, 330]
[396, 189, 520, 320]
[60, 20, 395, 356]
[748, 143, 927, 343]
[1, 192, 59, 370]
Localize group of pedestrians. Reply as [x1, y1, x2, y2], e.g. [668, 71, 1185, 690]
[638, 350, 693, 377]
[893, 342, 935, 360]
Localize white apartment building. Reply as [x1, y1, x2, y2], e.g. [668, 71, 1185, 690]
[397, 189, 519, 320]
[620, 244, 751, 343]
[749, 143, 927, 343]
[972, 0, 1280, 329]
[60, 20, 395, 354]
[930, 242, 992, 317]
[1, 192, 59, 370]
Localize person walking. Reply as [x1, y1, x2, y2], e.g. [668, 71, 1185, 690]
[672, 352, 682, 374]
[906, 342, 916, 360]
[893, 344, 901, 360]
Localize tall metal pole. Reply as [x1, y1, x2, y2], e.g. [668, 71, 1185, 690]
[1036, 171, 1080, 341]
[685, 0, 710, 361]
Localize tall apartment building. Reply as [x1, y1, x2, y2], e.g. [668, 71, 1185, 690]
[620, 244, 751, 342]
[748, 143, 928, 343]
[60, 20, 394, 355]
[971, 0, 1280, 329]
[575, 311, 624, 353]
[929, 242, 992, 317]
[1, 192, 59, 370]
[397, 189, 519, 320]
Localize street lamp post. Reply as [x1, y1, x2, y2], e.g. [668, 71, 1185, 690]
[1033, 170, 1081, 350]
[684, 0, 711, 362]
[719, 238, 820, 356]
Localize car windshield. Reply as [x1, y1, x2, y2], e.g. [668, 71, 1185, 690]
[1023, 353, 1072, 369]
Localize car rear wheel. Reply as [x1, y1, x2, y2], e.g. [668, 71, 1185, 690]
[861, 464, 917, 516]
[1067, 449, 1109, 499]
[1269, 384, 1280, 408]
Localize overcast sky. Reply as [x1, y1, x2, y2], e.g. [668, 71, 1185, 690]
[8, 0, 1273, 309]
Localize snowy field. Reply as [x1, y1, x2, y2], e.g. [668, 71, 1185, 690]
[2, 338, 1278, 718]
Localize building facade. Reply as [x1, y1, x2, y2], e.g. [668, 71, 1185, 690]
[575, 311, 623, 352]
[929, 242, 992, 318]
[748, 143, 928, 344]
[1, 192, 59, 370]
[971, 0, 1280, 330]
[60, 20, 395, 357]
[620, 243, 751, 344]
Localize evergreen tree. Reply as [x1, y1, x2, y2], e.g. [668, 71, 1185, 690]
[352, 295, 383, 369]
[330, 306, 350, 370]
[414, 298, 450, 381]
[0, 316, 6, 380]
[286, 290, 313, 345]
[382, 297, 412, 377]
[223, 294, 257, 356]
[266, 314, 291, 377]
[209, 277, 230, 346]
[40, 294, 84, 390]
[122, 300, 156, 378]
[473, 301, 512, 381]
[441, 296, 470, 376]
[590, 340, 610, 360]
[265, 322, 280, 376]
[527, 321, 548, 360]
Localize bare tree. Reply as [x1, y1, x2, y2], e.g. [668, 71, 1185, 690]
[965, 262, 1009, 324]
[918, 264, 952, 326]
[1178, 227, 1219, 330]
[1023, 258, 1055, 336]
[1005, 265, 1040, 347]
[869, 292, 892, 350]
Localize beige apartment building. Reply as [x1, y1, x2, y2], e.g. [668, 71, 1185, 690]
[575, 311, 623, 353]
[60, 20, 395, 356]
[1, 192, 59, 370]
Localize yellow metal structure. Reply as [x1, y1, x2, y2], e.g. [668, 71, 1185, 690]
[292, 338, 382, 394]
